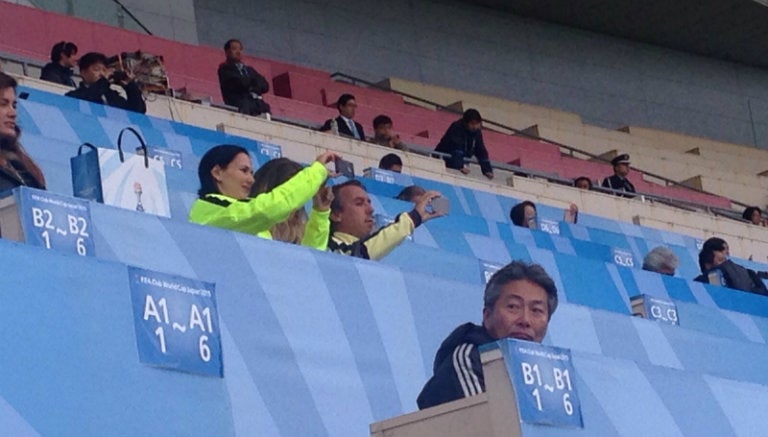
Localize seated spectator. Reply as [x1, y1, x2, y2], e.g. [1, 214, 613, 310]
[378, 153, 403, 173]
[189, 145, 337, 239]
[574, 176, 593, 190]
[742, 206, 767, 226]
[0, 73, 45, 191]
[642, 246, 679, 276]
[40, 41, 78, 87]
[372, 114, 406, 150]
[329, 180, 444, 259]
[65, 52, 146, 114]
[217, 39, 271, 116]
[510, 200, 577, 228]
[601, 154, 636, 196]
[417, 260, 558, 409]
[693, 237, 767, 295]
[435, 109, 493, 179]
[395, 185, 426, 203]
[510, 200, 538, 228]
[319, 94, 365, 140]
[251, 157, 334, 250]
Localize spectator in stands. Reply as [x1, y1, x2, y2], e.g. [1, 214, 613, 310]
[218, 39, 271, 116]
[0, 73, 45, 191]
[396, 185, 426, 203]
[372, 114, 406, 150]
[642, 246, 679, 276]
[250, 157, 333, 250]
[378, 153, 403, 173]
[417, 260, 558, 409]
[40, 41, 78, 87]
[65, 52, 146, 114]
[510, 201, 537, 228]
[329, 180, 445, 259]
[601, 154, 636, 196]
[574, 176, 593, 190]
[319, 94, 365, 140]
[742, 206, 767, 226]
[510, 200, 578, 228]
[693, 237, 767, 295]
[189, 145, 338, 240]
[435, 109, 493, 179]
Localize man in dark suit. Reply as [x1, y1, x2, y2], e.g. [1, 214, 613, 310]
[217, 39, 271, 116]
[601, 153, 636, 196]
[319, 94, 365, 140]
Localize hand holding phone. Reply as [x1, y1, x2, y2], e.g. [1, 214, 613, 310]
[415, 191, 448, 223]
[430, 197, 450, 215]
[334, 158, 355, 179]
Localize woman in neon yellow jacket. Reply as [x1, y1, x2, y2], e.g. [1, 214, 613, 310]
[188, 144, 339, 250]
[251, 157, 334, 250]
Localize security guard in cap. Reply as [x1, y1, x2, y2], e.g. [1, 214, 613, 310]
[601, 154, 636, 196]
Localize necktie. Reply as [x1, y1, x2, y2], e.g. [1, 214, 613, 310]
[347, 119, 359, 139]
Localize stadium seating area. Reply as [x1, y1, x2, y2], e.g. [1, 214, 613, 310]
[2, 2, 768, 437]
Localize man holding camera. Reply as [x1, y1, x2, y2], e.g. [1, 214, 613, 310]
[328, 180, 446, 260]
[65, 52, 146, 114]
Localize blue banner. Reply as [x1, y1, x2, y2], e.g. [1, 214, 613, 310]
[145, 146, 183, 170]
[479, 259, 504, 284]
[363, 167, 414, 186]
[633, 295, 679, 326]
[16, 187, 94, 257]
[257, 142, 282, 161]
[128, 267, 223, 377]
[539, 218, 560, 235]
[612, 247, 636, 268]
[499, 339, 583, 428]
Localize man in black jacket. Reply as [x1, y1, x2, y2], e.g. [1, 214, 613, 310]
[601, 154, 636, 196]
[65, 52, 146, 114]
[693, 237, 768, 295]
[319, 94, 365, 140]
[417, 261, 558, 409]
[435, 109, 494, 179]
[40, 41, 78, 87]
[218, 39, 271, 116]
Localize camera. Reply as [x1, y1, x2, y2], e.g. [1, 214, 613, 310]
[110, 70, 129, 83]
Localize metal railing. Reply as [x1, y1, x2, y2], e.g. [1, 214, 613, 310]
[267, 111, 745, 222]
[329, 72, 751, 212]
[1, 49, 748, 222]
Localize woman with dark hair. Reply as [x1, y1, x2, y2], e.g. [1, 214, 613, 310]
[0, 72, 46, 191]
[509, 201, 537, 228]
[189, 145, 338, 239]
[573, 176, 592, 190]
[510, 200, 578, 229]
[250, 157, 333, 250]
[693, 237, 767, 295]
[742, 206, 766, 226]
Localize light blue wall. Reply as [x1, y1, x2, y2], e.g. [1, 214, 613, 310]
[193, 0, 768, 148]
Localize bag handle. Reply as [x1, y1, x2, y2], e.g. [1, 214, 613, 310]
[117, 127, 150, 168]
[77, 142, 98, 155]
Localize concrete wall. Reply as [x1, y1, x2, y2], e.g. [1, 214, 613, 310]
[5, 0, 199, 44]
[193, 0, 768, 149]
